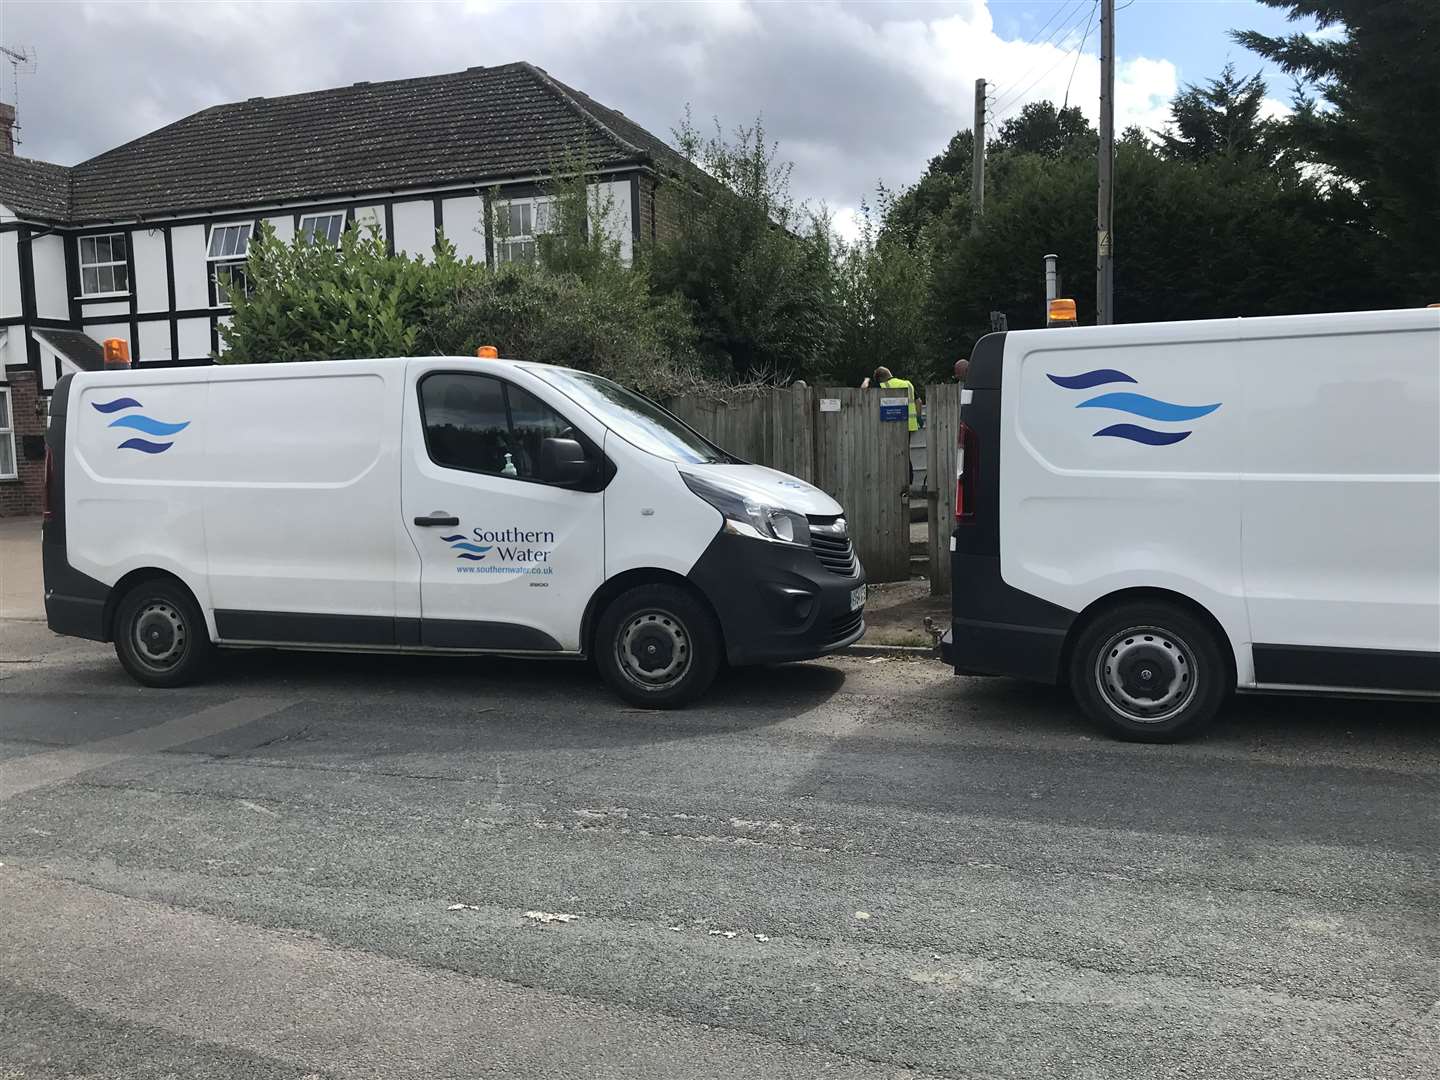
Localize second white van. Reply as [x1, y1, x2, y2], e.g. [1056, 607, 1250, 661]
[43, 357, 867, 705]
[944, 307, 1440, 741]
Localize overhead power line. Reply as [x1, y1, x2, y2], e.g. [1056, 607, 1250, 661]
[990, 0, 1092, 107]
[1013, 0, 1086, 53]
[1063, 1, 1101, 109]
[990, 0, 1096, 117]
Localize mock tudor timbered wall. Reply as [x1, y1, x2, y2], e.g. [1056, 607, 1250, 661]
[0, 173, 642, 392]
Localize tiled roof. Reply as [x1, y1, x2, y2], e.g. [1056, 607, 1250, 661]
[46, 62, 692, 224]
[0, 154, 72, 222]
[34, 329, 105, 372]
[543, 72, 701, 182]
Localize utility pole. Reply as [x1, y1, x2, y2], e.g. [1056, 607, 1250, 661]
[1096, 0, 1115, 324]
[971, 78, 986, 234]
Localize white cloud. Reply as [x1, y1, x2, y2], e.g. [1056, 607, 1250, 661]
[830, 206, 867, 246]
[2, 0, 1180, 210]
[1308, 22, 1347, 42]
[1258, 96, 1293, 122]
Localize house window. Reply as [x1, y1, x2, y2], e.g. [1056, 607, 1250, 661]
[0, 387, 16, 480]
[78, 233, 129, 296]
[207, 222, 253, 260]
[298, 212, 346, 246]
[214, 263, 250, 305]
[207, 222, 254, 306]
[494, 198, 555, 264]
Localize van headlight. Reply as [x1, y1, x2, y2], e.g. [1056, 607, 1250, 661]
[681, 472, 811, 546]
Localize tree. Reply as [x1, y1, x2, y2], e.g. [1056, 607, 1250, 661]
[994, 102, 1096, 158]
[882, 106, 1096, 252]
[924, 127, 1388, 354]
[1234, 0, 1440, 297]
[648, 113, 838, 379]
[1156, 63, 1277, 165]
[832, 197, 933, 384]
[880, 130, 973, 248]
[530, 153, 628, 280]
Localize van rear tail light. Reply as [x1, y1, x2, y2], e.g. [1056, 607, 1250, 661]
[955, 421, 978, 523]
[41, 445, 55, 522]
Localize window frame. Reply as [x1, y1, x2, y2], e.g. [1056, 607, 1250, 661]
[206, 221, 255, 261]
[0, 386, 17, 481]
[416, 370, 609, 492]
[77, 232, 131, 298]
[212, 261, 250, 306]
[492, 196, 557, 265]
[297, 211, 347, 247]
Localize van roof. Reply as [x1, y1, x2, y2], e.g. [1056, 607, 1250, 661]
[1009, 306, 1438, 347]
[72, 356, 555, 383]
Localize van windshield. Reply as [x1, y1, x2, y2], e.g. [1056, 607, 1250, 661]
[534, 368, 731, 464]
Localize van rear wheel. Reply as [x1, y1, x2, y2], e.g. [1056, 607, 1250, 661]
[1068, 601, 1228, 742]
[595, 584, 721, 708]
[113, 578, 214, 688]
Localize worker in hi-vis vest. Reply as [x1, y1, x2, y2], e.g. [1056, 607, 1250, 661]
[861, 365, 920, 491]
[860, 366, 920, 432]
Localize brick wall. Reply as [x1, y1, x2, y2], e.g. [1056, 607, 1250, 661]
[0, 370, 46, 517]
[636, 174, 686, 255]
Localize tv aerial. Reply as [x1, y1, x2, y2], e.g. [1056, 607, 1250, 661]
[0, 43, 37, 148]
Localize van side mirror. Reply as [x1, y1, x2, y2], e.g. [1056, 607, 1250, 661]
[540, 437, 595, 486]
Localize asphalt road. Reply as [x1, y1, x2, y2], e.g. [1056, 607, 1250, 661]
[1, 617, 1437, 1079]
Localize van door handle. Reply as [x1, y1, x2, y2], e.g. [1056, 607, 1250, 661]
[414, 513, 460, 527]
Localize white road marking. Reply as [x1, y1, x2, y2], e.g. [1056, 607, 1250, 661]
[0, 696, 295, 802]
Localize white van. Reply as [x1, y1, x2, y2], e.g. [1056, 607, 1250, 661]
[42, 357, 866, 705]
[944, 307, 1440, 741]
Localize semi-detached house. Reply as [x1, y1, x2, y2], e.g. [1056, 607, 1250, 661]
[0, 62, 693, 514]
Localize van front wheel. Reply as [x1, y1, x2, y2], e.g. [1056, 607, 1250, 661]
[113, 578, 214, 688]
[595, 584, 721, 708]
[1068, 601, 1228, 742]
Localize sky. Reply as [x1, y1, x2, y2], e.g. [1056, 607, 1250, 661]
[0, 1, 1316, 237]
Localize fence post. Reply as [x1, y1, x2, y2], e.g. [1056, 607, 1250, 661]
[925, 383, 961, 596]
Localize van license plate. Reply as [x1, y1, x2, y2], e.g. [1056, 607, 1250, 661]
[850, 586, 865, 612]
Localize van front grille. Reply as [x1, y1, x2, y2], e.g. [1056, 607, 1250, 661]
[808, 516, 857, 577]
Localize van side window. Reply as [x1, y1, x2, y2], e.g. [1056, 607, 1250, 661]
[419, 373, 572, 481]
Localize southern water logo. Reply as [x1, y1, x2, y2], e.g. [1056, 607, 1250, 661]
[441, 526, 555, 572]
[441, 534, 494, 561]
[1046, 369, 1220, 445]
[91, 397, 190, 454]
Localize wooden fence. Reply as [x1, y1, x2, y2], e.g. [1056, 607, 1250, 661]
[666, 387, 815, 483]
[666, 386, 912, 582]
[924, 382, 962, 596]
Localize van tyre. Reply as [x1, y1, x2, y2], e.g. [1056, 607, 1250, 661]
[596, 584, 721, 708]
[113, 579, 214, 688]
[1068, 601, 1228, 743]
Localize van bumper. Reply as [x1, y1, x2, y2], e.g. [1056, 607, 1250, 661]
[42, 517, 112, 642]
[689, 533, 867, 666]
[45, 592, 109, 641]
[949, 550, 1076, 684]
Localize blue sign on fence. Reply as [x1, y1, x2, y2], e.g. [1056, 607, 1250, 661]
[879, 396, 909, 422]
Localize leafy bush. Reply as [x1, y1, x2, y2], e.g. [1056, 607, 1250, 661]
[218, 223, 472, 363]
[424, 260, 701, 398]
[649, 114, 839, 381]
[218, 205, 702, 396]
